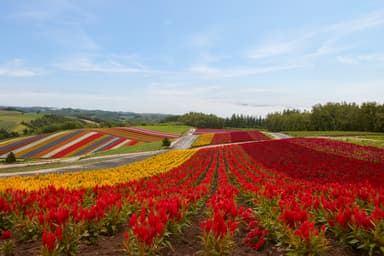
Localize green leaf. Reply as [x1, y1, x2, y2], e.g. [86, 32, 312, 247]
[348, 239, 359, 245]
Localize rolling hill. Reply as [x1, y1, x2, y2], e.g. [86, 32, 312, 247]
[0, 127, 180, 159]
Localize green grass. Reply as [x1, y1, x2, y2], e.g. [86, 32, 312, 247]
[0, 111, 43, 133]
[86, 141, 163, 158]
[357, 136, 384, 140]
[136, 125, 191, 135]
[335, 137, 384, 148]
[283, 131, 384, 137]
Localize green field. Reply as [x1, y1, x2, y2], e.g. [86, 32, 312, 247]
[0, 110, 43, 133]
[283, 131, 384, 137]
[282, 130, 384, 148]
[334, 137, 384, 148]
[86, 141, 164, 158]
[136, 125, 191, 135]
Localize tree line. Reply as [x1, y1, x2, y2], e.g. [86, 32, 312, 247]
[175, 112, 265, 129]
[22, 115, 93, 134]
[266, 102, 384, 132]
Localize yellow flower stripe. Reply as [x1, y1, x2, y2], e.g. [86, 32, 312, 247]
[191, 133, 214, 147]
[0, 149, 197, 192]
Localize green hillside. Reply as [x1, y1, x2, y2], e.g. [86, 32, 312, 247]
[0, 110, 43, 133]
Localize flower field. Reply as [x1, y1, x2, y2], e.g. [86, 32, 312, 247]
[0, 127, 180, 159]
[0, 138, 383, 255]
[192, 129, 270, 147]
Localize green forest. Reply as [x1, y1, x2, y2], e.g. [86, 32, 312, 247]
[265, 102, 384, 132]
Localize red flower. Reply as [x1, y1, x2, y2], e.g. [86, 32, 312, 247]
[42, 230, 56, 252]
[129, 213, 138, 227]
[124, 232, 129, 241]
[54, 226, 63, 241]
[1, 230, 11, 240]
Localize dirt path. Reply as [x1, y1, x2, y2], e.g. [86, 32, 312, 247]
[267, 132, 291, 139]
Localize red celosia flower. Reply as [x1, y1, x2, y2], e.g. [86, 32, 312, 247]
[54, 226, 63, 241]
[1, 230, 12, 240]
[124, 231, 129, 241]
[42, 230, 56, 252]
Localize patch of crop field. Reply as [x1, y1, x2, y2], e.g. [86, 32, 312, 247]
[0, 111, 43, 133]
[283, 130, 384, 137]
[86, 141, 163, 157]
[135, 125, 191, 135]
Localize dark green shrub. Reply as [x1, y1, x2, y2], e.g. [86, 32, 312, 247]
[162, 138, 171, 147]
[5, 152, 16, 163]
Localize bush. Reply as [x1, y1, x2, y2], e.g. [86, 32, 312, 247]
[5, 152, 16, 163]
[162, 138, 171, 147]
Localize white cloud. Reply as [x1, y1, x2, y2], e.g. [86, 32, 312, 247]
[10, 0, 99, 51]
[54, 57, 153, 73]
[0, 59, 42, 77]
[337, 53, 384, 64]
[187, 30, 218, 49]
[248, 41, 297, 59]
[188, 63, 304, 78]
[325, 9, 384, 35]
[247, 9, 384, 61]
[11, 0, 94, 23]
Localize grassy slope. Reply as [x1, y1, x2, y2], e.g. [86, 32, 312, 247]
[282, 130, 384, 149]
[0, 111, 43, 133]
[334, 137, 384, 148]
[135, 125, 191, 135]
[283, 131, 384, 137]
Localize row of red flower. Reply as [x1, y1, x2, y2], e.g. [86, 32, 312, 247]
[0, 138, 383, 255]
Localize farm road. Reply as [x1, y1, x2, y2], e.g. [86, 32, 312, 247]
[170, 128, 198, 150]
[268, 132, 291, 139]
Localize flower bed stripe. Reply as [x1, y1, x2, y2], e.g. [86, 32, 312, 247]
[51, 132, 103, 158]
[0, 134, 48, 156]
[123, 127, 180, 138]
[43, 131, 97, 158]
[71, 135, 113, 156]
[30, 130, 85, 158]
[63, 133, 107, 157]
[93, 137, 120, 152]
[15, 131, 68, 158]
[101, 138, 126, 151]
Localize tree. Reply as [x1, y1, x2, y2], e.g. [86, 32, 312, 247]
[162, 138, 171, 147]
[5, 152, 16, 163]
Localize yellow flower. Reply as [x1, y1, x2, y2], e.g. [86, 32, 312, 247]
[192, 134, 214, 147]
[0, 150, 196, 192]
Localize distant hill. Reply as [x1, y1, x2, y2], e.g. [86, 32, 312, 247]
[0, 106, 173, 124]
[0, 110, 43, 135]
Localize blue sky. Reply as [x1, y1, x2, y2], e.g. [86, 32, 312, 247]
[0, 0, 383, 117]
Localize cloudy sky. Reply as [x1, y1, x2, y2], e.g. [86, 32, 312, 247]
[1, 0, 383, 117]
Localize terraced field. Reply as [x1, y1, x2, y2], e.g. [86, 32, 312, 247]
[0, 127, 180, 159]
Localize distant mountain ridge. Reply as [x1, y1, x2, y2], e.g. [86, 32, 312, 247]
[0, 106, 173, 123]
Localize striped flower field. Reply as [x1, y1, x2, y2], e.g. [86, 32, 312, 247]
[0, 127, 180, 159]
[192, 129, 270, 147]
[0, 138, 383, 255]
